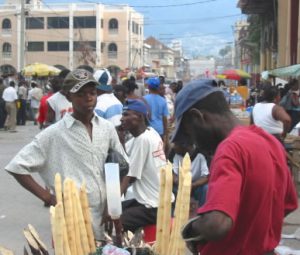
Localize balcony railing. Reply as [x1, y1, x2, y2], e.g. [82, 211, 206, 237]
[1, 29, 12, 35]
[108, 51, 117, 59]
[2, 52, 12, 58]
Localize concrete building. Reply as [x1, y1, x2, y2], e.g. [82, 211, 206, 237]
[144, 36, 175, 78]
[0, 0, 144, 77]
[238, 0, 300, 71]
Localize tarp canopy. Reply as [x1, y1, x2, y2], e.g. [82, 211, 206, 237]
[268, 64, 300, 77]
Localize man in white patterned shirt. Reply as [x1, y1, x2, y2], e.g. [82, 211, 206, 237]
[5, 69, 127, 241]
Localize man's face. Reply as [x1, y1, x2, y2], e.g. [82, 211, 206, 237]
[68, 84, 97, 115]
[181, 110, 223, 153]
[121, 110, 142, 132]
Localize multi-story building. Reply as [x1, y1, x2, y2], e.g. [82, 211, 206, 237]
[144, 36, 175, 79]
[0, 0, 144, 77]
[238, 0, 300, 71]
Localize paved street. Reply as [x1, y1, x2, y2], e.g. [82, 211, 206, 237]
[0, 122, 52, 254]
[0, 123, 300, 254]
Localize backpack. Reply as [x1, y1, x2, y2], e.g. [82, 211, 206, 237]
[280, 92, 293, 110]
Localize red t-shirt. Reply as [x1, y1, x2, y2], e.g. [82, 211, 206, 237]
[197, 125, 298, 255]
[37, 92, 52, 125]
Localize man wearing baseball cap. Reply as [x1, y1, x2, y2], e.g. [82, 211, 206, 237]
[143, 77, 169, 145]
[174, 79, 298, 255]
[119, 99, 172, 232]
[5, 69, 127, 241]
[94, 68, 123, 127]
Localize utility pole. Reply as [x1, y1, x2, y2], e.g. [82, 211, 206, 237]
[20, 0, 25, 71]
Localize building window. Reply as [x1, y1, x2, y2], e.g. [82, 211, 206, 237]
[2, 42, 11, 57]
[48, 41, 69, 51]
[2, 19, 11, 30]
[73, 41, 96, 51]
[74, 16, 96, 28]
[26, 17, 44, 29]
[109, 18, 118, 34]
[108, 43, 117, 58]
[27, 41, 44, 51]
[101, 42, 105, 53]
[101, 19, 103, 28]
[47, 17, 69, 29]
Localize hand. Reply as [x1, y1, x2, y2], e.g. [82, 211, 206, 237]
[43, 189, 56, 207]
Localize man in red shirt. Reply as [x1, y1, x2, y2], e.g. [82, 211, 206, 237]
[172, 79, 298, 255]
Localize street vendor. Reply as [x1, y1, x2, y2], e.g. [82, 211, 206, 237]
[120, 99, 172, 232]
[173, 79, 298, 255]
[4, 69, 127, 241]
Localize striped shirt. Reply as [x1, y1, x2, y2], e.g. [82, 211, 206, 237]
[95, 93, 123, 127]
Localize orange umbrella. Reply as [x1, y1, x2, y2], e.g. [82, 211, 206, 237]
[221, 69, 251, 80]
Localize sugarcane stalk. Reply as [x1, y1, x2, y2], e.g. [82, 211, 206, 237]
[27, 224, 49, 255]
[23, 229, 42, 255]
[71, 181, 84, 255]
[63, 178, 77, 255]
[54, 173, 63, 205]
[73, 184, 90, 254]
[0, 245, 14, 255]
[54, 202, 64, 255]
[80, 182, 96, 253]
[161, 163, 173, 255]
[49, 206, 57, 254]
[177, 172, 192, 255]
[168, 164, 184, 254]
[155, 167, 166, 254]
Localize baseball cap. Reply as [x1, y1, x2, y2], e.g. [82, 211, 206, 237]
[63, 69, 98, 93]
[146, 77, 160, 90]
[93, 68, 113, 92]
[123, 99, 149, 117]
[172, 79, 221, 142]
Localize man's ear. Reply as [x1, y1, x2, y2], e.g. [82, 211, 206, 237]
[188, 108, 205, 124]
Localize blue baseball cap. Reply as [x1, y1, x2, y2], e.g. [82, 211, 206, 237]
[172, 79, 221, 142]
[146, 77, 160, 90]
[123, 99, 149, 117]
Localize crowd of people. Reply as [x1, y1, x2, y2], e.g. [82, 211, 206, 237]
[1, 66, 299, 255]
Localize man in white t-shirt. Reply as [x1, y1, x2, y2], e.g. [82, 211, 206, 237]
[2, 81, 18, 132]
[120, 99, 171, 232]
[46, 69, 73, 126]
[94, 69, 123, 127]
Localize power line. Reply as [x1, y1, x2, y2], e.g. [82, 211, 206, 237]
[78, 0, 217, 8]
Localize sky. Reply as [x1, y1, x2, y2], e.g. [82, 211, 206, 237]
[3, 0, 245, 57]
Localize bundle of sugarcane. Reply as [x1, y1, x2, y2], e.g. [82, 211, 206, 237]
[155, 154, 192, 255]
[50, 173, 96, 255]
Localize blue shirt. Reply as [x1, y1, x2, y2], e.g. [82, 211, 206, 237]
[144, 94, 169, 135]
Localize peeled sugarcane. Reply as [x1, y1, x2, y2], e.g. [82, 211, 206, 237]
[161, 162, 173, 255]
[27, 224, 49, 255]
[49, 206, 57, 253]
[177, 172, 192, 255]
[63, 178, 77, 255]
[0, 246, 14, 255]
[71, 181, 84, 255]
[73, 183, 90, 254]
[155, 167, 166, 254]
[168, 164, 184, 254]
[80, 182, 96, 253]
[54, 173, 63, 204]
[168, 154, 192, 255]
[54, 202, 64, 255]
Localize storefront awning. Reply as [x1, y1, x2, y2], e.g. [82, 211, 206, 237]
[268, 64, 300, 77]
